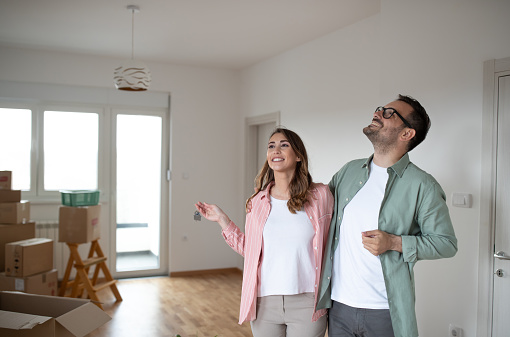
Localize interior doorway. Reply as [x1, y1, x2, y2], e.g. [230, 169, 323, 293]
[479, 56, 510, 336]
[244, 112, 280, 200]
[491, 72, 510, 337]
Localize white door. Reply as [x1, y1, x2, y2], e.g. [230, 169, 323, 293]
[492, 74, 510, 336]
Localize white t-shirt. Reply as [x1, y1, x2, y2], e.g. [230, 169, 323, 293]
[258, 196, 316, 297]
[331, 161, 390, 309]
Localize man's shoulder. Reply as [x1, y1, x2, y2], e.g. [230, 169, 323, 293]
[334, 158, 367, 175]
[406, 161, 436, 179]
[346, 158, 367, 166]
[404, 161, 444, 189]
[329, 158, 368, 189]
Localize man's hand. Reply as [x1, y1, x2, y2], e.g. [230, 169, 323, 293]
[362, 230, 402, 256]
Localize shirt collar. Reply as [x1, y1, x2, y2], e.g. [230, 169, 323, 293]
[391, 153, 411, 177]
[362, 153, 410, 178]
[260, 181, 275, 201]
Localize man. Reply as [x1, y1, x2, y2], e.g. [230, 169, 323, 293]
[317, 95, 458, 337]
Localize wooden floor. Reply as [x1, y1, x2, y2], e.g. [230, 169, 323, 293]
[88, 270, 253, 337]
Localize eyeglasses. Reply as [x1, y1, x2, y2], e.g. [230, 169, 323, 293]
[375, 106, 413, 129]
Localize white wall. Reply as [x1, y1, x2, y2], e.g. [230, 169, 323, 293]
[0, 46, 244, 274]
[2, 0, 509, 334]
[240, 1, 510, 336]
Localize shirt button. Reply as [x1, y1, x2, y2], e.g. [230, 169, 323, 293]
[338, 216, 341, 220]
[310, 216, 312, 220]
[328, 277, 330, 280]
[345, 198, 349, 201]
[314, 247, 318, 250]
[315, 284, 318, 287]
[316, 267, 318, 270]
[335, 237, 338, 240]
[359, 181, 363, 184]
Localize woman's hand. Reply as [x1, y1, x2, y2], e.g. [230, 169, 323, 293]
[194, 202, 231, 230]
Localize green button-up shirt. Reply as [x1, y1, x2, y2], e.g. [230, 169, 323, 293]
[317, 153, 458, 337]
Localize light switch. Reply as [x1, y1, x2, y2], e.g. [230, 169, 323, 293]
[452, 193, 472, 208]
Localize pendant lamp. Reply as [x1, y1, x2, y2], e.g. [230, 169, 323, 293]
[114, 5, 151, 91]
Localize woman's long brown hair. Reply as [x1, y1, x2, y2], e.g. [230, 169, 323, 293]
[245, 127, 313, 214]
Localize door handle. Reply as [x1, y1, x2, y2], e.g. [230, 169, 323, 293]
[494, 251, 510, 260]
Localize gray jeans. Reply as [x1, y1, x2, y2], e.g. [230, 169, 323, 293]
[250, 293, 327, 337]
[328, 301, 395, 337]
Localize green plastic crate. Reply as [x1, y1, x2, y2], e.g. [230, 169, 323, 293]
[60, 190, 100, 206]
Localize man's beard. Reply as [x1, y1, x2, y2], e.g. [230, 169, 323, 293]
[363, 125, 402, 154]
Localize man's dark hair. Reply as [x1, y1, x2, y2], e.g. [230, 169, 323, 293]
[397, 94, 431, 152]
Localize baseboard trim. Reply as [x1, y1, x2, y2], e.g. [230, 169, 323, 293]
[170, 267, 242, 277]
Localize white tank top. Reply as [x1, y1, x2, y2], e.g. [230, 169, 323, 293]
[331, 161, 390, 309]
[258, 196, 316, 297]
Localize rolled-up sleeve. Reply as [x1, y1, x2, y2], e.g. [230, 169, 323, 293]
[401, 179, 458, 263]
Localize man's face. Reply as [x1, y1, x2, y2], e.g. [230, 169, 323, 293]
[363, 100, 413, 150]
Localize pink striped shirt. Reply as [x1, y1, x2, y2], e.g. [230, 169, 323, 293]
[221, 182, 334, 324]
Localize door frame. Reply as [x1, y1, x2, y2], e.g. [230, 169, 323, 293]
[241, 112, 280, 270]
[478, 56, 510, 336]
[244, 111, 281, 201]
[109, 105, 170, 279]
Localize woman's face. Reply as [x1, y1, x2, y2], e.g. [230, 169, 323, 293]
[266, 132, 300, 174]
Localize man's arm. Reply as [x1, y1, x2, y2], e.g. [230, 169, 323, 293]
[362, 179, 457, 260]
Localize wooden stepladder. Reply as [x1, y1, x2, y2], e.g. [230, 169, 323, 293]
[59, 239, 122, 309]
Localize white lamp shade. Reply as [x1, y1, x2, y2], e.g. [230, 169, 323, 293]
[114, 59, 151, 91]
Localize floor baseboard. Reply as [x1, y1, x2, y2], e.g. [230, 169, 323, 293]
[169, 267, 242, 277]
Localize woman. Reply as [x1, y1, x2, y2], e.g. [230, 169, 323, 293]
[195, 127, 333, 337]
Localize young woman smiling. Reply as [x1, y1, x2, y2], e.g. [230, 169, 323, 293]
[195, 127, 333, 337]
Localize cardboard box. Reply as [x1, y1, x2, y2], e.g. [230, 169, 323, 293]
[0, 291, 111, 337]
[0, 222, 35, 272]
[58, 205, 101, 243]
[0, 171, 12, 190]
[0, 190, 22, 203]
[5, 238, 53, 277]
[0, 269, 57, 296]
[0, 201, 30, 224]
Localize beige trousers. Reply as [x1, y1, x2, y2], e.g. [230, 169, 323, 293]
[250, 293, 327, 337]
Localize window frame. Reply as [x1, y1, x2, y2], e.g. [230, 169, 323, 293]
[38, 104, 105, 200]
[0, 101, 37, 197]
[1, 100, 107, 203]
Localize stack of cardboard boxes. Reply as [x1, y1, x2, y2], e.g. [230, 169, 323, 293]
[58, 190, 103, 298]
[0, 171, 57, 296]
[0, 173, 112, 336]
[57, 190, 122, 309]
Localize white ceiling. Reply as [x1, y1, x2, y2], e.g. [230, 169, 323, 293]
[0, 0, 380, 70]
